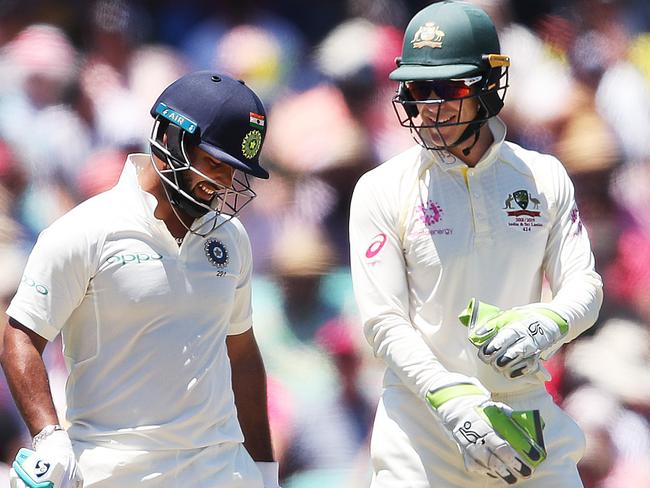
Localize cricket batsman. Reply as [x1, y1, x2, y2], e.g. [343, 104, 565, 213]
[1, 72, 280, 487]
[349, 2, 603, 486]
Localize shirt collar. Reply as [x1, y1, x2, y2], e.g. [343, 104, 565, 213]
[115, 153, 227, 232]
[116, 153, 159, 219]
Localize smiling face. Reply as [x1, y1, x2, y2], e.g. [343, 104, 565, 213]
[406, 79, 481, 147]
[183, 145, 235, 204]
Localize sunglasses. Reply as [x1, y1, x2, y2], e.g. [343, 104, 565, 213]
[405, 76, 483, 101]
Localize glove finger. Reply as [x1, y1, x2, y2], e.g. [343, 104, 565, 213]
[509, 357, 541, 379]
[464, 444, 516, 484]
[484, 447, 520, 485]
[490, 439, 533, 480]
[462, 452, 494, 477]
[479, 329, 521, 361]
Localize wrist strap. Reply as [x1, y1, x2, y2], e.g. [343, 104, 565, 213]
[426, 383, 484, 409]
[531, 308, 569, 335]
[32, 424, 64, 450]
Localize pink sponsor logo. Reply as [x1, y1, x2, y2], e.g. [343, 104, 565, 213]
[366, 233, 387, 258]
[417, 200, 443, 226]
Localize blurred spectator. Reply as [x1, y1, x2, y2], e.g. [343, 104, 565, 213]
[564, 385, 650, 487]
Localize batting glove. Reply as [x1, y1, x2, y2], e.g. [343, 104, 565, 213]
[459, 299, 568, 380]
[426, 381, 546, 485]
[255, 461, 281, 488]
[10, 426, 83, 488]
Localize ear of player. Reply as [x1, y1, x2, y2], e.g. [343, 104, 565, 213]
[426, 382, 546, 484]
[459, 299, 568, 379]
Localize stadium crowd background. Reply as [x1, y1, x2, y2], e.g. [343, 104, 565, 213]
[1, 0, 650, 486]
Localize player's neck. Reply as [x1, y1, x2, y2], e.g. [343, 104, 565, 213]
[138, 158, 194, 240]
[448, 125, 494, 167]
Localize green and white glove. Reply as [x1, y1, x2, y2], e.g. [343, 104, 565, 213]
[459, 299, 568, 379]
[10, 427, 83, 488]
[426, 381, 546, 485]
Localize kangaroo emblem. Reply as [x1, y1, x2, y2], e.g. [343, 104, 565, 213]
[504, 194, 514, 209]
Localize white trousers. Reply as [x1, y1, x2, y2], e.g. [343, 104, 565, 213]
[73, 441, 263, 487]
[370, 386, 586, 488]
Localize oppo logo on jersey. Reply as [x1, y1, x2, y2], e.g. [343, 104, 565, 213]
[107, 253, 163, 266]
[21, 275, 49, 295]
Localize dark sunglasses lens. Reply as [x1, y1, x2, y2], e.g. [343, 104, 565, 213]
[406, 80, 472, 101]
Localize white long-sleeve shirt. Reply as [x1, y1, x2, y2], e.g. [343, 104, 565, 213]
[349, 118, 603, 398]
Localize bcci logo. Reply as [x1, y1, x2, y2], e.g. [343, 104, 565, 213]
[242, 130, 262, 159]
[204, 239, 229, 268]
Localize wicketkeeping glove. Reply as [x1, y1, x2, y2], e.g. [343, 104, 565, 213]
[426, 381, 546, 485]
[459, 299, 568, 380]
[10, 428, 83, 488]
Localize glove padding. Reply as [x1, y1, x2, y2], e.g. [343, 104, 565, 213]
[10, 430, 83, 488]
[459, 299, 568, 379]
[427, 382, 546, 485]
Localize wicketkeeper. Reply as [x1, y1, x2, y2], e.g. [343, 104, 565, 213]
[349, 2, 603, 486]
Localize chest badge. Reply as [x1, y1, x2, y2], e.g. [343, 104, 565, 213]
[204, 239, 229, 268]
[503, 189, 543, 231]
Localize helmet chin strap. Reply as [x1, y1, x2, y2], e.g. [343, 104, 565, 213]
[461, 130, 482, 157]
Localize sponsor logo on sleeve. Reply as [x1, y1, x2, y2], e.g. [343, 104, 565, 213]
[365, 233, 387, 260]
[21, 276, 49, 295]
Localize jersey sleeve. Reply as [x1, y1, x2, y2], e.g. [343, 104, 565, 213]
[6, 219, 97, 341]
[228, 223, 254, 335]
[349, 172, 471, 399]
[541, 158, 603, 343]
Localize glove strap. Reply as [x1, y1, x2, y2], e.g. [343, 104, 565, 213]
[32, 424, 64, 450]
[426, 383, 484, 409]
[532, 308, 569, 335]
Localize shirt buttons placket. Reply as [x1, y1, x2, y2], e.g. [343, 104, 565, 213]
[469, 171, 489, 238]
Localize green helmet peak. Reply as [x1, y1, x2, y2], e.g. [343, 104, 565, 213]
[390, 1, 504, 81]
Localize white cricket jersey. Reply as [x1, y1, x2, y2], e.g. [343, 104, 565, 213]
[349, 118, 603, 398]
[7, 154, 254, 450]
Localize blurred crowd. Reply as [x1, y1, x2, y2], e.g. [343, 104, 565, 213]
[1, 0, 650, 486]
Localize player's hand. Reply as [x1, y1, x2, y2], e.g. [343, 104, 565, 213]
[459, 299, 568, 379]
[426, 382, 546, 484]
[10, 429, 83, 488]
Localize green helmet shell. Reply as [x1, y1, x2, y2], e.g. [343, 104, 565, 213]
[390, 1, 501, 81]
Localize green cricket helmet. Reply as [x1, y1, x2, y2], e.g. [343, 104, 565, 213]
[391, 1, 510, 153]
